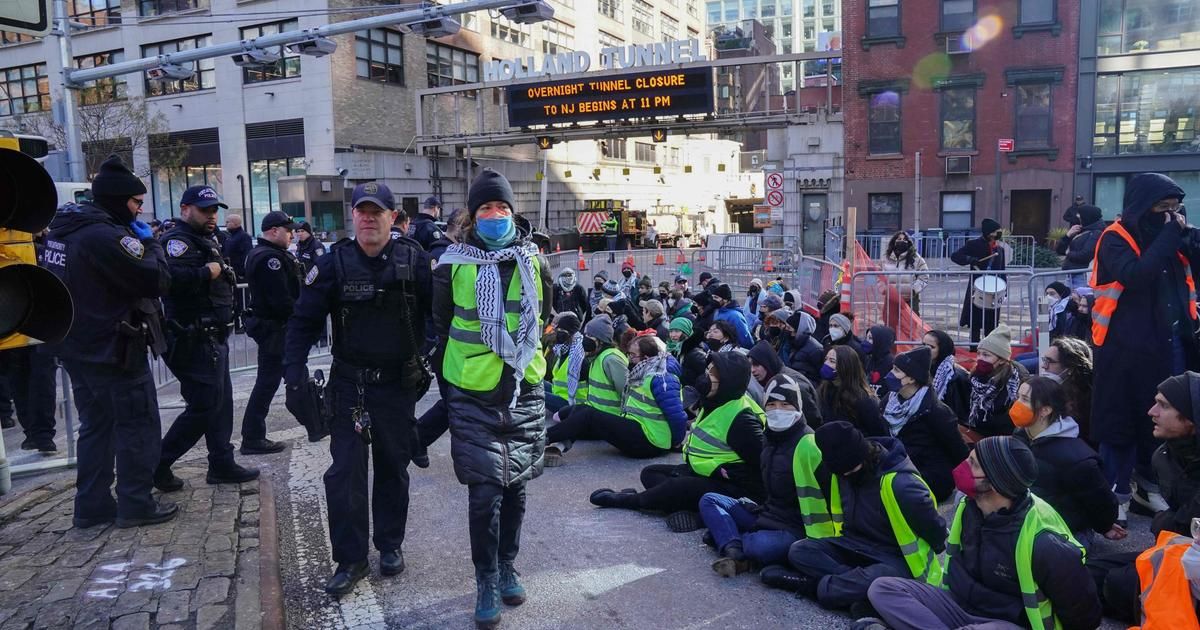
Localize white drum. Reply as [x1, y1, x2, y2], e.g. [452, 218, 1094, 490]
[972, 275, 1007, 310]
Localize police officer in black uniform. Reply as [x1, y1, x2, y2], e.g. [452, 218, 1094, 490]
[155, 185, 259, 492]
[408, 196, 443, 252]
[284, 181, 431, 596]
[42, 155, 178, 528]
[295, 221, 326, 273]
[239, 210, 300, 455]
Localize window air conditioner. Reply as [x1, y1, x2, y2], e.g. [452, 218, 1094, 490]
[945, 155, 972, 174]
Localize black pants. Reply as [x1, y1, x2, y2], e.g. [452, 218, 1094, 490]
[241, 321, 284, 441]
[64, 358, 161, 520]
[0, 366, 13, 419]
[161, 333, 236, 470]
[325, 376, 416, 564]
[634, 463, 748, 512]
[968, 305, 1000, 344]
[1086, 551, 1141, 624]
[548, 405, 665, 458]
[6, 347, 58, 444]
[468, 481, 526, 577]
[416, 380, 450, 448]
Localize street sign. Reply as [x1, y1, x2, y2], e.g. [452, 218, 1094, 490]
[0, 0, 51, 37]
[998, 138, 1014, 152]
[651, 128, 667, 143]
[766, 172, 784, 190]
[753, 205, 772, 228]
[766, 190, 784, 207]
[536, 136, 554, 150]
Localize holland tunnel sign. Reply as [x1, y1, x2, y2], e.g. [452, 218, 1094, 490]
[506, 68, 714, 128]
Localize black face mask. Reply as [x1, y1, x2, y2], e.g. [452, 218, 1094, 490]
[766, 327, 782, 339]
[555, 330, 571, 344]
[893, 241, 910, 253]
[594, 281, 604, 290]
[623, 270, 633, 278]
[1139, 213, 1166, 241]
[583, 338, 598, 353]
[749, 287, 760, 296]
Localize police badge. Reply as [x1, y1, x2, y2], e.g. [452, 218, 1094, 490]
[120, 236, 145, 259]
[166, 239, 188, 257]
[305, 265, 319, 285]
[267, 257, 282, 271]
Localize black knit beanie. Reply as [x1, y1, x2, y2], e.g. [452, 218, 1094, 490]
[91, 155, 146, 198]
[1158, 372, 1199, 424]
[467, 169, 516, 217]
[815, 421, 870, 475]
[976, 436, 1038, 499]
[893, 346, 932, 386]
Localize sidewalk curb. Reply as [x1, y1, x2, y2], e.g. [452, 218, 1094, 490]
[259, 477, 286, 630]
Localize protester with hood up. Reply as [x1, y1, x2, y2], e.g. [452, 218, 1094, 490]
[1148, 371, 1200, 537]
[603, 280, 646, 330]
[951, 218, 1008, 345]
[588, 270, 609, 313]
[1044, 281, 1074, 340]
[1057, 203, 1106, 286]
[786, 310, 826, 383]
[710, 283, 754, 348]
[752, 293, 784, 343]
[862, 325, 897, 397]
[589, 353, 765, 532]
[817, 345, 887, 437]
[863, 437, 1100, 630]
[813, 289, 841, 343]
[764, 422, 945, 613]
[880, 346, 969, 503]
[1014, 377, 1122, 549]
[782, 289, 802, 311]
[701, 374, 812, 577]
[744, 278, 764, 330]
[824, 313, 867, 366]
[748, 341, 822, 429]
[552, 267, 588, 323]
[1091, 173, 1195, 527]
[922, 330, 972, 423]
[545, 312, 585, 415]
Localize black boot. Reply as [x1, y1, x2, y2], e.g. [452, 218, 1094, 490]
[760, 565, 817, 598]
[324, 561, 369, 596]
[153, 465, 185, 492]
[589, 488, 638, 509]
[206, 462, 260, 485]
[474, 571, 502, 629]
[115, 501, 179, 528]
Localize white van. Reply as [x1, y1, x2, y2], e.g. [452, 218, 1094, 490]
[55, 182, 91, 207]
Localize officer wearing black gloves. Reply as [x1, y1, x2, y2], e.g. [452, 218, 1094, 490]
[239, 210, 301, 455]
[155, 185, 259, 492]
[284, 182, 432, 596]
[42, 155, 178, 529]
[295, 221, 326, 274]
[408, 196, 443, 252]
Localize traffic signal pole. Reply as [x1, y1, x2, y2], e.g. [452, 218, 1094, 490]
[54, 0, 85, 182]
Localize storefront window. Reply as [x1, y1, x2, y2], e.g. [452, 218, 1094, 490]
[1098, 0, 1200, 55]
[1092, 67, 1200, 156]
[150, 164, 223, 221]
[248, 157, 306, 233]
[1094, 171, 1200, 221]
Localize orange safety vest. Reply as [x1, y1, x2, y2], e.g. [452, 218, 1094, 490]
[1131, 530, 1200, 630]
[1089, 222, 1197, 346]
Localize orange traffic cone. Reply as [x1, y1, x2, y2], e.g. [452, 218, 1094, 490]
[577, 247, 588, 271]
[654, 244, 665, 266]
[555, 242, 562, 253]
[763, 254, 775, 273]
[624, 244, 635, 268]
[675, 249, 687, 264]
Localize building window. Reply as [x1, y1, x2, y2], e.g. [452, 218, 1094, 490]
[1014, 83, 1051, 149]
[1099, 0, 1200, 55]
[940, 192, 974, 230]
[491, 20, 532, 47]
[941, 0, 973, 32]
[248, 157, 306, 222]
[152, 164, 222, 220]
[0, 31, 37, 45]
[355, 28, 404, 84]
[427, 42, 479, 87]
[599, 138, 628, 160]
[1093, 67, 1200, 156]
[0, 63, 49, 116]
[599, 30, 625, 49]
[142, 36, 215, 96]
[687, 0, 699, 18]
[706, 1, 720, 23]
[660, 13, 679, 42]
[240, 20, 300, 84]
[867, 91, 901, 154]
[71, 0, 121, 26]
[940, 88, 975, 150]
[869, 193, 902, 232]
[1018, 0, 1054, 25]
[138, 0, 204, 17]
[599, 0, 624, 21]
[541, 20, 575, 54]
[75, 50, 126, 105]
[634, 141, 657, 163]
[1095, 171, 1200, 222]
[867, 0, 899, 38]
[633, 0, 655, 36]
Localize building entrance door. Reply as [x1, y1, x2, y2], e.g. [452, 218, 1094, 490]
[1010, 189, 1051, 244]
[802, 193, 827, 255]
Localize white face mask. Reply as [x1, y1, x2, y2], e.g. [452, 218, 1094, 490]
[766, 409, 802, 431]
[829, 327, 846, 341]
[1042, 369, 1064, 383]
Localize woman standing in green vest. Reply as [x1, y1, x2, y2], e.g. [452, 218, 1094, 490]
[433, 169, 553, 630]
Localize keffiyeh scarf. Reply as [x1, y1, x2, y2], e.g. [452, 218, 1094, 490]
[883, 386, 928, 436]
[966, 371, 1020, 429]
[932, 356, 956, 400]
[1048, 297, 1069, 329]
[621, 352, 668, 416]
[439, 241, 541, 408]
[552, 332, 585, 404]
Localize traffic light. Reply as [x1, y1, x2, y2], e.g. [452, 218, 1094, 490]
[0, 148, 73, 351]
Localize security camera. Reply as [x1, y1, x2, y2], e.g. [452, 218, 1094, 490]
[146, 64, 195, 81]
[499, 0, 555, 24]
[337, 168, 349, 177]
[407, 17, 461, 37]
[286, 37, 337, 57]
[232, 48, 282, 67]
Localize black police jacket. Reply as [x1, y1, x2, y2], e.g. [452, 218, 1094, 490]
[224, 227, 253, 280]
[162, 223, 236, 325]
[42, 203, 170, 365]
[408, 213, 442, 252]
[245, 238, 301, 322]
[295, 237, 326, 273]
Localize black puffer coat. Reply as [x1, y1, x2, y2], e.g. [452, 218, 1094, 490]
[1016, 417, 1117, 535]
[753, 419, 811, 536]
[432, 232, 555, 487]
[884, 388, 968, 503]
[1151, 433, 1200, 536]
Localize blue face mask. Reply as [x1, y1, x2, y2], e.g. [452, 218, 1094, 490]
[476, 216, 515, 249]
[883, 373, 903, 392]
[819, 364, 837, 381]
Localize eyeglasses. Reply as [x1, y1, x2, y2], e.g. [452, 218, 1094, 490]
[1153, 200, 1183, 213]
[131, 198, 145, 208]
[1040, 356, 1059, 365]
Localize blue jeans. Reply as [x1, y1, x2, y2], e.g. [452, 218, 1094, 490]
[1101, 442, 1135, 502]
[698, 493, 798, 566]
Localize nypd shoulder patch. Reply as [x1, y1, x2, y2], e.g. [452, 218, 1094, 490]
[305, 265, 319, 285]
[267, 257, 282, 271]
[120, 236, 144, 259]
[433, 230, 443, 239]
[314, 249, 323, 257]
[166, 239, 188, 257]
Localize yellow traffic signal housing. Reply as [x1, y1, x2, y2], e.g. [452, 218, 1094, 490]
[0, 148, 73, 351]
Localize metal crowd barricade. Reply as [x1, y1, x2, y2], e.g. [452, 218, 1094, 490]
[790, 256, 842, 310]
[587, 247, 690, 288]
[689, 247, 798, 292]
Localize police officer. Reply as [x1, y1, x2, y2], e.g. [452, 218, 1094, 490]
[408, 196, 443, 252]
[43, 155, 177, 528]
[155, 185, 259, 492]
[284, 181, 431, 596]
[295, 221, 326, 273]
[390, 208, 412, 241]
[239, 210, 301, 455]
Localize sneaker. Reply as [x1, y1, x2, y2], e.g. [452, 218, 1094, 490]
[498, 562, 526, 606]
[543, 445, 564, 468]
[665, 510, 703, 533]
[474, 572, 502, 629]
[1132, 485, 1170, 513]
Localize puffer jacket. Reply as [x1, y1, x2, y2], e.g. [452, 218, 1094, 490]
[1151, 433, 1200, 537]
[786, 312, 825, 382]
[753, 420, 811, 536]
[648, 370, 689, 447]
[1018, 417, 1117, 535]
[884, 387, 968, 503]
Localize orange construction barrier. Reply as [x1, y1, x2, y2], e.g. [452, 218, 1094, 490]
[654, 245, 665, 265]
[577, 247, 588, 271]
[763, 254, 775, 272]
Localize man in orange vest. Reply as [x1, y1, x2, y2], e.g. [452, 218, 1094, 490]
[1090, 173, 1194, 528]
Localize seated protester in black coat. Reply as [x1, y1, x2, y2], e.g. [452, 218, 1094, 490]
[923, 329, 972, 423]
[962, 324, 1027, 443]
[747, 340, 823, 428]
[863, 325, 897, 397]
[666, 317, 708, 392]
[1148, 372, 1200, 537]
[1013, 377, 1122, 550]
[700, 374, 812, 577]
[865, 437, 1101, 630]
[816, 345, 888, 437]
[787, 310, 825, 383]
[880, 347, 969, 503]
[589, 353, 766, 532]
[824, 313, 868, 367]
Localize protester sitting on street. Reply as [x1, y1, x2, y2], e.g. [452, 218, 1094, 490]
[641, 299, 669, 339]
[1148, 371, 1200, 537]
[657, 280, 671, 302]
[674, 274, 691, 299]
[1041, 337, 1095, 443]
[880, 347, 968, 503]
[787, 311, 825, 383]
[701, 374, 812, 577]
[588, 271, 609, 314]
[767, 279, 786, 296]
[1044, 281, 1074, 340]
[1057, 203, 1106, 288]
[544, 335, 685, 466]
[923, 330, 971, 423]
[667, 317, 708, 390]
[760, 308, 795, 361]
[744, 278, 764, 331]
[553, 267, 588, 323]
[704, 320, 740, 354]
[748, 340, 822, 428]
[617, 261, 639, 297]
[882, 231, 930, 315]
[817, 346, 887, 437]
[1061, 292, 1094, 342]
[752, 293, 784, 343]
[863, 325, 897, 397]
[862, 436, 1101, 630]
[545, 315, 628, 461]
[782, 289, 801, 311]
[961, 324, 1026, 443]
[1013, 376, 1122, 550]
[765, 422, 945, 614]
[710, 283, 754, 348]
[824, 313, 867, 366]
[636, 275, 656, 306]
[668, 292, 696, 322]
[589, 353, 765, 533]
[545, 313, 585, 416]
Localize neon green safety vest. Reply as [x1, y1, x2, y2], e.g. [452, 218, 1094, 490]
[684, 395, 765, 477]
[939, 495, 1085, 630]
[584, 347, 625, 415]
[550, 354, 587, 404]
[442, 260, 545, 392]
[791, 438, 943, 583]
[622, 374, 673, 450]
